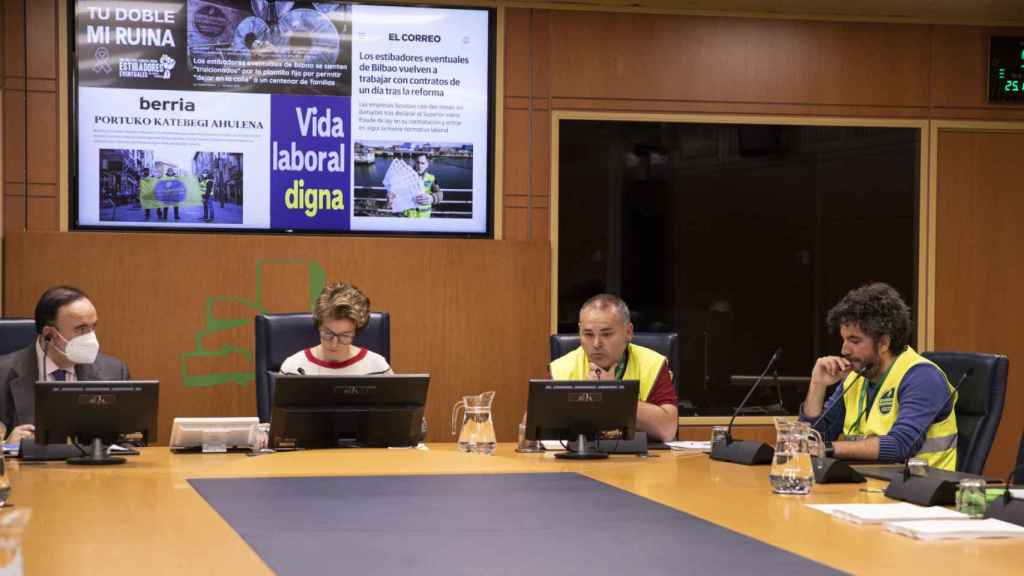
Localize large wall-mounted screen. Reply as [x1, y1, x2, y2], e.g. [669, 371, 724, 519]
[72, 1, 494, 236]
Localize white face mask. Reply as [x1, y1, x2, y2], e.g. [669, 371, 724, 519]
[57, 331, 100, 364]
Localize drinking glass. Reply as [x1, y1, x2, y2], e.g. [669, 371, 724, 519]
[710, 425, 730, 449]
[956, 478, 987, 518]
[0, 509, 30, 573]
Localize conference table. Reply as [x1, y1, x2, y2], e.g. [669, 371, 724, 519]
[8, 444, 1021, 574]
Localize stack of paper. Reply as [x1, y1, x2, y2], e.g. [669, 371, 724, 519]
[382, 159, 421, 213]
[885, 518, 1024, 540]
[807, 503, 966, 524]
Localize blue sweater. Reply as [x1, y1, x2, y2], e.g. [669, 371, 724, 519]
[800, 364, 954, 462]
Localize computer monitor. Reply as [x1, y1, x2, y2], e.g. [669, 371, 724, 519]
[34, 380, 159, 465]
[525, 379, 639, 460]
[270, 374, 429, 449]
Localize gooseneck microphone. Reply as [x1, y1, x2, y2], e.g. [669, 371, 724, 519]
[805, 361, 872, 485]
[810, 361, 872, 430]
[709, 348, 781, 465]
[986, 463, 1024, 527]
[39, 333, 53, 380]
[724, 348, 782, 439]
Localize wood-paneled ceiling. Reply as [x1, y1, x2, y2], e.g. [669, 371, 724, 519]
[528, 0, 1024, 25]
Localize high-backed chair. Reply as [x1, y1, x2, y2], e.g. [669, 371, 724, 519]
[254, 312, 390, 422]
[549, 332, 680, 401]
[0, 318, 37, 357]
[922, 351, 1009, 475]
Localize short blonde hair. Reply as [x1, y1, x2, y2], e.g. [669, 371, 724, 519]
[313, 282, 370, 331]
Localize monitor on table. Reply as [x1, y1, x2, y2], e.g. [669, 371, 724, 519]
[34, 380, 159, 465]
[269, 373, 429, 449]
[525, 379, 638, 460]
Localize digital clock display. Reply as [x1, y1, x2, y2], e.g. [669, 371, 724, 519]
[989, 36, 1024, 103]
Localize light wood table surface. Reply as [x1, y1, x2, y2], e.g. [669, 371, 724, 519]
[8, 444, 1021, 575]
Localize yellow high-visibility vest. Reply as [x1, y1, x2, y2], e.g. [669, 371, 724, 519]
[550, 343, 666, 402]
[841, 347, 957, 470]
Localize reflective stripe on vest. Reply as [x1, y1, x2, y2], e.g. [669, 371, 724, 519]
[549, 343, 666, 402]
[840, 346, 958, 471]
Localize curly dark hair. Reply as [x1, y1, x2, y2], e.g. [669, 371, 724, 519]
[826, 282, 912, 354]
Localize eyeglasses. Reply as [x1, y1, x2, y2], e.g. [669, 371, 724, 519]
[319, 328, 355, 344]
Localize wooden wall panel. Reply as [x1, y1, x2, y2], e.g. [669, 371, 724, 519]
[26, 91, 57, 184]
[544, 12, 932, 107]
[530, 109, 550, 206]
[25, 0, 57, 80]
[504, 8, 531, 97]
[529, 9, 550, 100]
[935, 130, 1024, 478]
[3, 0, 24, 79]
[3, 193, 23, 233]
[4, 231, 549, 445]
[26, 195, 58, 229]
[503, 206, 529, 241]
[2, 89, 23, 184]
[503, 108, 530, 196]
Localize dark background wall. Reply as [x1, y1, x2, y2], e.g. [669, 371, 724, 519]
[2, 1, 1022, 475]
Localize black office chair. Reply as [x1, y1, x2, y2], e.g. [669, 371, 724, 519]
[254, 312, 390, 422]
[0, 318, 37, 357]
[549, 332, 679, 400]
[922, 351, 1009, 475]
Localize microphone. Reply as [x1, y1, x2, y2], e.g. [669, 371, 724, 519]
[806, 362, 870, 485]
[937, 367, 973, 419]
[896, 366, 973, 479]
[986, 463, 1024, 527]
[39, 333, 53, 381]
[811, 364, 870, 430]
[709, 348, 781, 465]
[826, 361, 878, 438]
[884, 366, 978, 506]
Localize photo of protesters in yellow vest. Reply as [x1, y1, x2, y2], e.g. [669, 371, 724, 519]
[549, 294, 679, 442]
[800, 283, 957, 470]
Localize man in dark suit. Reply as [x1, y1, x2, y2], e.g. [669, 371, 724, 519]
[0, 286, 129, 443]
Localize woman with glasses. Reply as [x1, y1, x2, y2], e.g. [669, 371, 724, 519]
[280, 282, 392, 375]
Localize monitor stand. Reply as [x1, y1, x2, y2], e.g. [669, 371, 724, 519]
[67, 437, 126, 466]
[555, 434, 609, 460]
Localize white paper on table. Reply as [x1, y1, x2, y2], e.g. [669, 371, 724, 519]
[806, 503, 966, 524]
[382, 159, 421, 213]
[884, 518, 1024, 540]
[665, 441, 711, 451]
[540, 440, 566, 451]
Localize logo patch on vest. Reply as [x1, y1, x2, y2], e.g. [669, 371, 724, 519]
[878, 389, 895, 414]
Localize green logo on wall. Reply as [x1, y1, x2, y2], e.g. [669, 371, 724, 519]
[180, 259, 325, 388]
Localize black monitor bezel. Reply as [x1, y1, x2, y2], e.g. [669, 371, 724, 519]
[269, 373, 429, 449]
[33, 379, 160, 445]
[525, 379, 639, 442]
